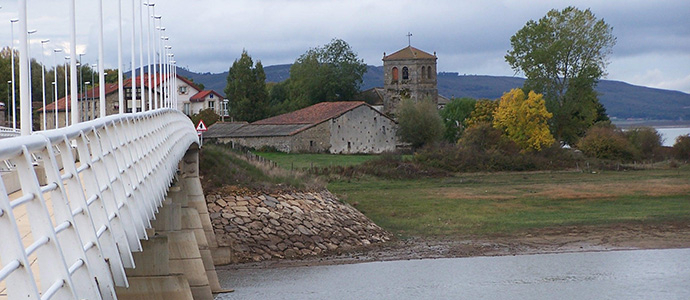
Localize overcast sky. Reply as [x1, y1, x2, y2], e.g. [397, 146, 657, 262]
[1, 0, 689, 93]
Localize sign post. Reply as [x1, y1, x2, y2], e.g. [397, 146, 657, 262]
[196, 119, 207, 147]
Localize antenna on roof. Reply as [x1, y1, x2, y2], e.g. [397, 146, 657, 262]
[407, 32, 413, 46]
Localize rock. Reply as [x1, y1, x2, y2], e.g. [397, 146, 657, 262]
[235, 211, 250, 218]
[297, 225, 312, 235]
[284, 249, 297, 258]
[207, 189, 393, 263]
[325, 243, 338, 251]
[233, 206, 249, 212]
[263, 197, 279, 207]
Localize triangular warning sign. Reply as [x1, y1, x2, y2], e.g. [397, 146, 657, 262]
[196, 120, 208, 132]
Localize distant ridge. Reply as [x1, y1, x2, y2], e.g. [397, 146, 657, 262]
[176, 65, 690, 121]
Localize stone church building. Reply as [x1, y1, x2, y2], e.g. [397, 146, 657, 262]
[382, 46, 439, 115]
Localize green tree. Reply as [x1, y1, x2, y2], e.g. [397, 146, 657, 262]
[396, 98, 444, 149]
[506, 6, 616, 145]
[288, 38, 367, 108]
[224, 50, 268, 122]
[464, 99, 498, 128]
[493, 89, 555, 151]
[672, 135, 690, 161]
[625, 127, 663, 161]
[440, 97, 476, 142]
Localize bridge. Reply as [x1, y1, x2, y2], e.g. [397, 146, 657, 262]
[1, 109, 227, 299]
[0, 1, 234, 298]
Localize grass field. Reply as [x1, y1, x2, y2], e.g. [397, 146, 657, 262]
[255, 152, 384, 169]
[327, 167, 690, 237]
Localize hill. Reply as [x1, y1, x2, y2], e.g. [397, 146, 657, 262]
[178, 65, 690, 121]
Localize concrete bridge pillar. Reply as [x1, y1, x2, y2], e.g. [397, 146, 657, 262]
[180, 145, 224, 293]
[115, 145, 225, 300]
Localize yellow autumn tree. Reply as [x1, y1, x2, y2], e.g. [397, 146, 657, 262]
[493, 89, 555, 151]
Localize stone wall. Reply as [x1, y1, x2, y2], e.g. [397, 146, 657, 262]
[329, 105, 397, 154]
[206, 187, 392, 263]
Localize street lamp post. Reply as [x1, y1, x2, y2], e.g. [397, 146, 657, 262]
[144, 2, 154, 111]
[10, 18, 18, 129]
[138, 0, 146, 111]
[91, 64, 96, 120]
[117, 0, 124, 115]
[6, 81, 10, 126]
[51, 81, 56, 129]
[64, 55, 69, 127]
[84, 81, 91, 121]
[27, 29, 37, 132]
[152, 18, 161, 109]
[78, 53, 85, 121]
[130, 0, 138, 113]
[170, 59, 177, 109]
[98, 0, 107, 117]
[70, 0, 79, 125]
[40, 39, 49, 130]
[53, 49, 62, 129]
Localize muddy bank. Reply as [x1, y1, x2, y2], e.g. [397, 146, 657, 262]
[221, 220, 690, 269]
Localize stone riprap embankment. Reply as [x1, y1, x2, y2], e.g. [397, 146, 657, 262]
[206, 187, 392, 263]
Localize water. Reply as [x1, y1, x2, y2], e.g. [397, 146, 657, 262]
[215, 248, 690, 300]
[655, 127, 690, 146]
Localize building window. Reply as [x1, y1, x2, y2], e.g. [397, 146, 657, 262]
[402, 67, 409, 80]
[422, 66, 426, 79]
[427, 66, 433, 79]
[392, 67, 399, 82]
[179, 86, 188, 94]
[209, 93, 214, 98]
[208, 101, 215, 110]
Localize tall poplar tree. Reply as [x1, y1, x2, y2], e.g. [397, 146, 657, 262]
[225, 50, 268, 122]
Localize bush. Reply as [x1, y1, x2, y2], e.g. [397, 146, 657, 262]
[577, 126, 636, 161]
[396, 98, 444, 149]
[625, 127, 664, 161]
[459, 122, 519, 154]
[190, 108, 220, 128]
[672, 135, 690, 160]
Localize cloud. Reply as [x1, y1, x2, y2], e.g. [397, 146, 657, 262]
[0, 0, 687, 93]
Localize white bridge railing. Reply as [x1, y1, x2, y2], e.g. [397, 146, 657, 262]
[0, 127, 20, 139]
[0, 109, 198, 299]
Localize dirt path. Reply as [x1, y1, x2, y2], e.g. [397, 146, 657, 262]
[220, 220, 690, 270]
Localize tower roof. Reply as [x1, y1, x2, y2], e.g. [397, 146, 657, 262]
[383, 46, 436, 60]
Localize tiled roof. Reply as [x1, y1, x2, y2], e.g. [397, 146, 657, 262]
[190, 90, 224, 102]
[38, 83, 120, 112]
[253, 101, 367, 125]
[383, 46, 436, 60]
[204, 122, 249, 138]
[210, 124, 312, 138]
[37, 73, 199, 113]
